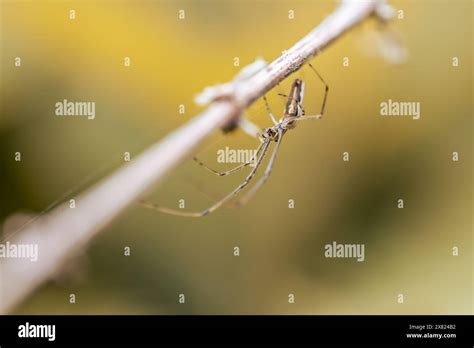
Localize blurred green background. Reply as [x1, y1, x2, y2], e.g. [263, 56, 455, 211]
[0, 0, 472, 314]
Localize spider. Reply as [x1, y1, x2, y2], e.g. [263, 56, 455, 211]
[140, 63, 328, 217]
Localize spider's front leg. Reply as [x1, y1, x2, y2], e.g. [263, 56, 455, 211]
[235, 129, 284, 206]
[193, 113, 264, 176]
[140, 140, 272, 217]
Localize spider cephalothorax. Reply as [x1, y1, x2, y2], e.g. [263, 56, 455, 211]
[259, 127, 280, 142]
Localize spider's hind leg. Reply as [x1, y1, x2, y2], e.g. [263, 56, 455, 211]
[308, 62, 329, 117]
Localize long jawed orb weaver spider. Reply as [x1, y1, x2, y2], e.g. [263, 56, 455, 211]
[140, 63, 329, 217]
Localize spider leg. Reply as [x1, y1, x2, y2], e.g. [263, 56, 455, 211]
[263, 95, 278, 125]
[295, 115, 322, 121]
[235, 130, 284, 207]
[308, 63, 329, 116]
[193, 140, 265, 177]
[140, 140, 272, 217]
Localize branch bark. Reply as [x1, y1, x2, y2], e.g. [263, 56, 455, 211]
[0, 0, 394, 314]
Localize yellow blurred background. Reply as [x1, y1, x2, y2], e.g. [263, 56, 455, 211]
[0, 0, 472, 314]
